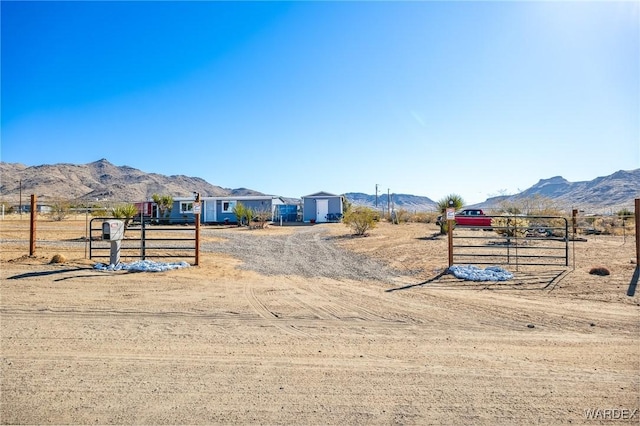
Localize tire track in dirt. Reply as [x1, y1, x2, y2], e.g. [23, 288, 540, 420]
[277, 227, 414, 322]
[243, 281, 315, 338]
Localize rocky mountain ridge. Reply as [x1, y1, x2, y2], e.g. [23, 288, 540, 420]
[1, 159, 638, 212]
[474, 169, 640, 213]
[0, 159, 262, 204]
[344, 192, 437, 212]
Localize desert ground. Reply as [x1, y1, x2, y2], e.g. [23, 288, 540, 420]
[1, 215, 638, 425]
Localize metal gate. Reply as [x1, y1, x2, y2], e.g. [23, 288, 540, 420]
[452, 215, 569, 268]
[89, 218, 197, 263]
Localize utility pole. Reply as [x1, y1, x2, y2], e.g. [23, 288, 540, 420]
[387, 188, 391, 219]
[19, 179, 22, 218]
[375, 184, 378, 209]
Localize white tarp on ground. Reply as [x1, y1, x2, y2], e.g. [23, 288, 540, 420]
[448, 265, 513, 281]
[94, 260, 190, 272]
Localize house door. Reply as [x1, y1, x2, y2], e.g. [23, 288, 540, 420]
[316, 199, 328, 223]
[205, 200, 216, 223]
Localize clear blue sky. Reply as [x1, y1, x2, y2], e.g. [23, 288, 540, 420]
[2, 1, 638, 204]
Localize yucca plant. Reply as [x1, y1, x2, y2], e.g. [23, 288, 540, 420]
[232, 202, 247, 226]
[112, 203, 139, 232]
[152, 194, 173, 221]
[245, 206, 254, 225]
[436, 194, 464, 234]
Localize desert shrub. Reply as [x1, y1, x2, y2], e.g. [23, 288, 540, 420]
[531, 216, 568, 236]
[342, 197, 352, 215]
[0, 201, 14, 214]
[521, 195, 562, 216]
[48, 199, 71, 221]
[617, 209, 635, 235]
[343, 207, 377, 236]
[253, 207, 271, 229]
[86, 204, 109, 217]
[50, 254, 67, 264]
[391, 209, 411, 224]
[492, 216, 530, 238]
[409, 212, 439, 224]
[617, 208, 633, 218]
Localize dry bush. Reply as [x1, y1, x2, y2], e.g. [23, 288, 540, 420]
[252, 208, 272, 229]
[391, 209, 411, 224]
[492, 217, 530, 238]
[50, 254, 67, 264]
[589, 267, 610, 276]
[409, 212, 439, 224]
[343, 207, 377, 236]
[48, 199, 71, 221]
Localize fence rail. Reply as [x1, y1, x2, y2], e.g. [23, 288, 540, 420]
[452, 215, 569, 268]
[89, 218, 196, 263]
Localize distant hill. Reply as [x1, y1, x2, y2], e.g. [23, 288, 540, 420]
[345, 170, 640, 213]
[0, 159, 265, 204]
[0, 159, 637, 212]
[344, 192, 437, 212]
[474, 169, 640, 213]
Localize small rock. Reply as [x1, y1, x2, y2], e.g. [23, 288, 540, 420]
[527, 324, 535, 329]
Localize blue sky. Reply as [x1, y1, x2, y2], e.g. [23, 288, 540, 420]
[2, 1, 638, 205]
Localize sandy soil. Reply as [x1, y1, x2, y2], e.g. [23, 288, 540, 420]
[1, 216, 638, 425]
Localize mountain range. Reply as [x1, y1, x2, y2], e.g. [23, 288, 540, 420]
[0, 159, 638, 213]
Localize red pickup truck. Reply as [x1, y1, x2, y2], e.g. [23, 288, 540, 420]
[436, 209, 493, 228]
[454, 209, 492, 228]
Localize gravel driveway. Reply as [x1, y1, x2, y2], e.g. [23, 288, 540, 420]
[201, 226, 404, 283]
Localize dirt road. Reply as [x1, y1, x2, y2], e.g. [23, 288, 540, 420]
[1, 220, 638, 424]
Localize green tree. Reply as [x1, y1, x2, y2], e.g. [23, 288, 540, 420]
[436, 194, 464, 234]
[343, 206, 377, 236]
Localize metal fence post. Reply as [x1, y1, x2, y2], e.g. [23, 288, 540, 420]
[29, 194, 37, 256]
[195, 193, 201, 266]
[141, 220, 146, 260]
[635, 198, 640, 268]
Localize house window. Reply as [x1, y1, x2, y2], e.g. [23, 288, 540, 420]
[180, 202, 194, 213]
[222, 201, 236, 213]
